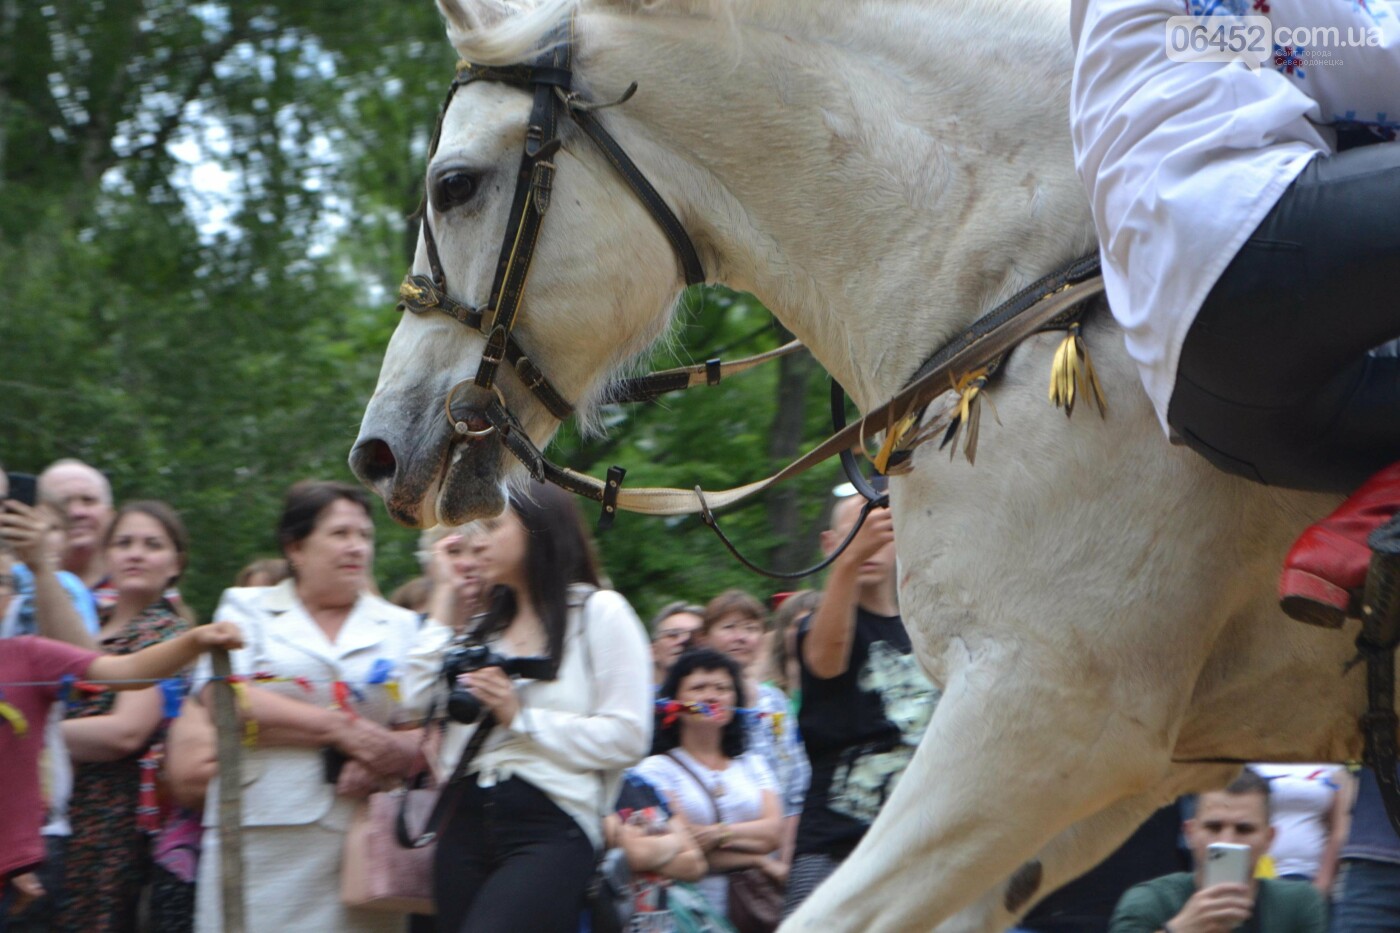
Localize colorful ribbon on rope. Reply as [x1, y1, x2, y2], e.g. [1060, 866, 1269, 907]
[654, 698, 787, 736]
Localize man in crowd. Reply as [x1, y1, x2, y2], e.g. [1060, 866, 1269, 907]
[1109, 770, 1326, 933]
[1013, 802, 1190, 933]
[782, 483, 939, 916]
[648, 601, 704, 688]
[37, 458, 114, 592]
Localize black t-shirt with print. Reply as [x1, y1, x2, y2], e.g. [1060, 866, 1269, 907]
[793, 606, 937, 859]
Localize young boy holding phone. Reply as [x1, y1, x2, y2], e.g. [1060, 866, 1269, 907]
[1108, 770, 1326, 933]
[0, 623, 243, 927]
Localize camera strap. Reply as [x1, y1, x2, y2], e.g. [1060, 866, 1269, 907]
[395, 699, 498, 849]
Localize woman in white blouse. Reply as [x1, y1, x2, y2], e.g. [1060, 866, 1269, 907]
[192, 481, 422, 933]
[402, 481, 652, 933]
[637, 648, 783, 918]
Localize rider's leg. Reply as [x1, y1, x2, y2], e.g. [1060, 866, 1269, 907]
[1166, 140, 1400, 626]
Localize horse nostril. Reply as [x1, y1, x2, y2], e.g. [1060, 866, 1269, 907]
[351, 438, 398, 486]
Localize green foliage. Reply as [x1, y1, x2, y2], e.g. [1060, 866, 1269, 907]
[0, 1, 841, 622]
[555, 286, 842, 620]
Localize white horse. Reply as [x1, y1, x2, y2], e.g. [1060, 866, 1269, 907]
[351, 1, 1381, 929]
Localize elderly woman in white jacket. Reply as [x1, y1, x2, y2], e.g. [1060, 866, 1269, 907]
[193, 481, 422, 933]
[403, 481, 652, 933]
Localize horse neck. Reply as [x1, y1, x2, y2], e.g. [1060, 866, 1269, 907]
[580, 2, 1097, 408]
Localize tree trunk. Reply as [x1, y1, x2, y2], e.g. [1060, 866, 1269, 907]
[765, 327, 821, 575]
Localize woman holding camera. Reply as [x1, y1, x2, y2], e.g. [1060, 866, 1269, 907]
[191, 480, 422, 933]
[403, 481, 653, 933]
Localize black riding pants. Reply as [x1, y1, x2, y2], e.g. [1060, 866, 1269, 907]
[433, 776, 596, 933]
[1167, 140, 1400, 493]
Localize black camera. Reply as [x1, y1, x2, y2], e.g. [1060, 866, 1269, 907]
[442, 643, 553, 724]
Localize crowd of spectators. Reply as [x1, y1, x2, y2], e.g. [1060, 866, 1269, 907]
[3, 455, 1399, 933]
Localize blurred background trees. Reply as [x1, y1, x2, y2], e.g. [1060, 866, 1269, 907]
[0, 1, 845, 619]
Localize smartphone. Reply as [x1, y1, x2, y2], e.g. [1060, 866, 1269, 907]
[6, 472, 37, 507]
[1202, 841, 1252, 888]
[322, 746, 348, 784]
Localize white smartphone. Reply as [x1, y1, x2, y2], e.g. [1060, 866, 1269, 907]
[1202, 842, 1252, 888]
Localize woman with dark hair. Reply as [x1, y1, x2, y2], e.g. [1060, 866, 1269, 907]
[402, 480, 652, 933]
[56, 501, 195, 932]
[191, 480, 422, 933]
[637, 648, 783, 919]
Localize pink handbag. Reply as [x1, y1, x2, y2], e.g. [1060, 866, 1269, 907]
[341, 788, 437, 915]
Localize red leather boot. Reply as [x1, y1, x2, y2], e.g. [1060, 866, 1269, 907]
[1280, 461, 1400, 628]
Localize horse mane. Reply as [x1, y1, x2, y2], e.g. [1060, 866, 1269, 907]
[436, 0, 1060, 73]
[438, 0, 761, 63]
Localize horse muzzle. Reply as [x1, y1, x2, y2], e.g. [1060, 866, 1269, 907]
[350, 394, 509, 527]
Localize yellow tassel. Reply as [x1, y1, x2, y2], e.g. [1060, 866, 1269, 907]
[1048, 323, 1107, 418]
[872, 408, 919, 476]
[229, 681, 257, 748]
[940, 368, 998, 465]
[383, 681, 401, 704]
[0, 700, 29, 737]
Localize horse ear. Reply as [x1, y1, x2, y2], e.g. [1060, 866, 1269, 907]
[435, 0, 582, 62]
[436, 0, 488, 40]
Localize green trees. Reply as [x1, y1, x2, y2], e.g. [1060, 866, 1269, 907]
[1, 1, 842, 620]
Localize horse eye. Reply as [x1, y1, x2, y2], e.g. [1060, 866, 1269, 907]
[431, 171, 478, 212]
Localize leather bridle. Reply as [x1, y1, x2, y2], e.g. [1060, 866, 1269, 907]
[396, 19, 705, 434]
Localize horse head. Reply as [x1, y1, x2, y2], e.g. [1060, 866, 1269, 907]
[351, 0, 711, 527]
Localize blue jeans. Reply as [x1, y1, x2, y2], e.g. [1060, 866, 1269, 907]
[1331, 858, 1400, 933]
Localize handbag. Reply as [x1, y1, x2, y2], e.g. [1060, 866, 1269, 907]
[665, 752, 784, 933]
[585, 845, 634, 933]
[341, 700, 498, 915]
[724, 867, 784, 933]
[341, 787, 437, 914]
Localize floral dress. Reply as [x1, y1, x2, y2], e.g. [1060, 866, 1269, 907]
[53, 599, 190, 933]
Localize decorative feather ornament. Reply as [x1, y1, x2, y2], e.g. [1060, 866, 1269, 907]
[939, 368, 998, 465]
[873, 407, 920, 475]
[1048, 322, 1107, 418]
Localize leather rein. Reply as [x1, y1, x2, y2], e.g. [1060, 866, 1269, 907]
[396, 21, 1105, 576]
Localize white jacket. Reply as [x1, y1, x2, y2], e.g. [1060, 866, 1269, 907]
[194, 580, 420, 831]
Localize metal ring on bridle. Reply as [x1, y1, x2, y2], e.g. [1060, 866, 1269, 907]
[445, 380, 508, 438]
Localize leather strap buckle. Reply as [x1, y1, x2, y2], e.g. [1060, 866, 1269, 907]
[598, 466, 626, 531]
